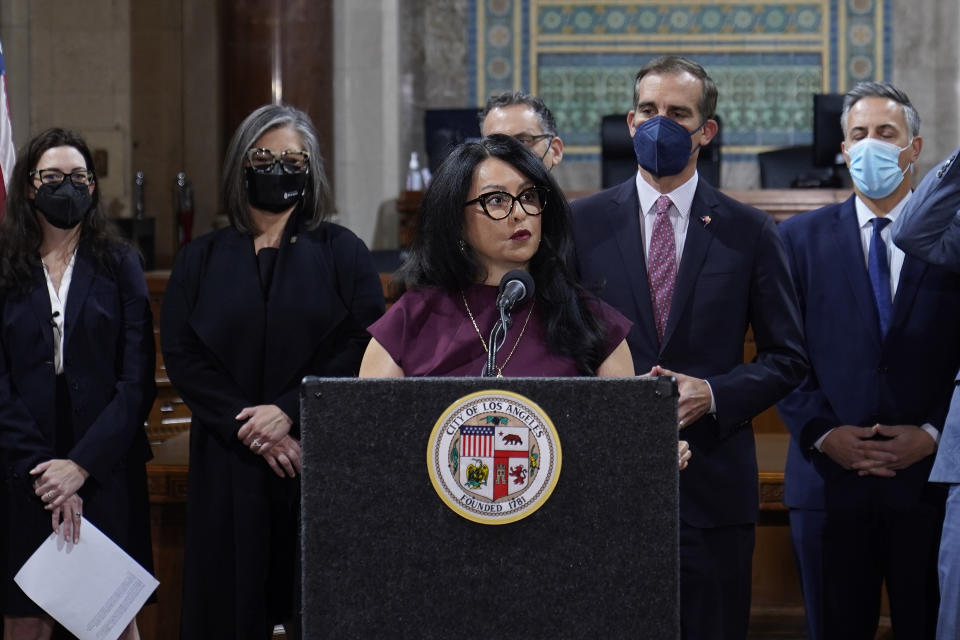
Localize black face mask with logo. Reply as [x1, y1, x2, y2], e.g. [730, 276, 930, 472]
[244, 165, 308, 213]
[33, 180, 92, 229]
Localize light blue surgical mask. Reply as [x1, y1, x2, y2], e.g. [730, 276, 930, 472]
[845, 137, 913, 199]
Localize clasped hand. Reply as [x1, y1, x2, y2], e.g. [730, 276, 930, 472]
[821, 424, 936, 477]
[30, 459, 89, 542]
[236, 404, 302, 477]
[262, 435, 302, 478]
[236, 404, 292, 455]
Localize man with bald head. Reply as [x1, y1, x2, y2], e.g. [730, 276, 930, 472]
[777, 81, 960, 639]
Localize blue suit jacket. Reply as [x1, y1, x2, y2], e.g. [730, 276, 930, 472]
[778, 194, 960, 509]
[893, 147, 960, 484]
[571, 176, 807, 527]
[0, 244, 155, 488]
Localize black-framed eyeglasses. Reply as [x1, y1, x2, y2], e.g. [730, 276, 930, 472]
[30, 169, 94, 187]
[464, 186, 549, 220]
[513, 133, 553, 149]
[245, 148, 310, 174]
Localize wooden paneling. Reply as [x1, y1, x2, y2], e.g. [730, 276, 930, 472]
[141, 434, 189, 640]
[220, 1, 274, 136]
[146, 272, 189, 444]
[131, 3, 184, 269]
[220, 0, 334, 187]
[724, 188, 851, 223]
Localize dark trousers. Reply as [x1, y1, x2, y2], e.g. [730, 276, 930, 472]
[788, 509, 826, 640]
[791, 502, 942, 640]
[680, 520, 755, 640]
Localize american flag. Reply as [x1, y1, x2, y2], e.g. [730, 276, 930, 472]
[460, 425, 494, 457]
[0, 40, 15, 217]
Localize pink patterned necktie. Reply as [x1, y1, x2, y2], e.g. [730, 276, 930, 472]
[648, 195, 676, 343]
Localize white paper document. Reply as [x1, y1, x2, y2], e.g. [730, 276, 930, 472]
[14, 516, 159, 640]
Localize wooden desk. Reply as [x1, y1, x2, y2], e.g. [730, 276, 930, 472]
[141, 433, 189, 640]
[566, 187, 851, 223]
[723, 188, 850, 222]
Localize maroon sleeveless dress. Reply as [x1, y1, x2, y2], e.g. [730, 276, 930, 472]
[368, 284, 631, 377]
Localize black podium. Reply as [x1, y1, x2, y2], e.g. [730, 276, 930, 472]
[301, 377, 679, 638]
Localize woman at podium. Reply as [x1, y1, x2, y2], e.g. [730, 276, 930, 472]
[161, 104, 385, 639]
[359, 135, 690, 467]
[362, 134, 633, 378]
[0, 128, 156, 639]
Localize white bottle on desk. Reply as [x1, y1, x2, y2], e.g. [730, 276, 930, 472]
[406, 151, 424, 191]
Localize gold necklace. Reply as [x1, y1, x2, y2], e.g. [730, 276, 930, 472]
[461, 290, 534, 377]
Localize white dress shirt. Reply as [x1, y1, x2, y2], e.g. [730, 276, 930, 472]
[854, 192, 909, 298]
[635, 171, 716, 415]
[41, 250, 77, 375]
[636, 170, 698, 264]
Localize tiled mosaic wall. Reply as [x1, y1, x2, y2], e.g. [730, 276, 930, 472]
[468, 0, 891, 161]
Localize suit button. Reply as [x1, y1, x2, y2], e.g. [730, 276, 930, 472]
[877, 366, 889, 374]
[71, 382, 79, 391]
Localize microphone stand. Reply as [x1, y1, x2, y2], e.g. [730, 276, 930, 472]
[481, 308, 512, 377]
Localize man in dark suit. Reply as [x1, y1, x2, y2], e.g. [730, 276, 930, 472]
[892, 146, 960, 640]
[571, 56, 807, 639]
[778, 83, 960, 639]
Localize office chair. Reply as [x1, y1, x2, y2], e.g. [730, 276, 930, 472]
[757, 145, 850, 188]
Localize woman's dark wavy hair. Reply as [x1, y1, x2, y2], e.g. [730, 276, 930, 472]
[397, 134, 608, 374]
[0, 128, 125, 296]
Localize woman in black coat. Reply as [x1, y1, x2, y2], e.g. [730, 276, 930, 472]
[161, 104, 385, 639]
[0, 128, 155, 639]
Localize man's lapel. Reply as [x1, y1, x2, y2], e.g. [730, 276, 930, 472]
[606, 179, 660, 347]
[661, 184, 716, 348]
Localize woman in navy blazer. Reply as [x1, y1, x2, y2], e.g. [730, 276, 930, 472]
[161, 104, 385, 639]
[0, 128, 156, 639]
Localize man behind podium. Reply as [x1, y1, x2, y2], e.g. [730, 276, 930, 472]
[777, 82, 960, 639]
[480, 91, 564, 171]
[570, 56, 807, 639]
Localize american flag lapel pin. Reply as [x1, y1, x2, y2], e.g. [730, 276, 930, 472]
[700, 215, 712, 226]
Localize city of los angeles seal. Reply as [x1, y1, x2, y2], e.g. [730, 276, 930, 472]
[427, 390, 562, 525]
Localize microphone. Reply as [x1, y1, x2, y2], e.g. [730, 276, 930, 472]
[481, 270, 535, 377]
[496, 270, 535, 313]
[50, 311, 60, 327]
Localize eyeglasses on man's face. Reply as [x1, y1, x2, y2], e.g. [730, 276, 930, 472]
[464, 186, 549, 220]
[31, 169, 94, 188]
[245, 148, 310, 174]
[512, 133, 553, 149]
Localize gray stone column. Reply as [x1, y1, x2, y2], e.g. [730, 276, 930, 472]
[894, 0, 960, 177]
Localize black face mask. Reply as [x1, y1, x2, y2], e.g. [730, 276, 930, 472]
[245, 165, 308, 213]
[33, 180, 92, 229]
